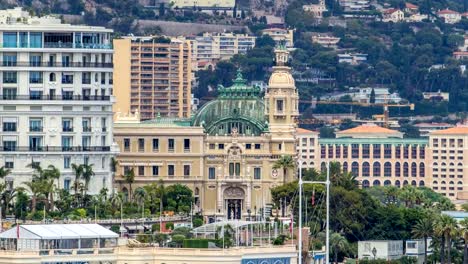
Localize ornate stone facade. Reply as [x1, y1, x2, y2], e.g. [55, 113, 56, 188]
[114, 48, 298, 221]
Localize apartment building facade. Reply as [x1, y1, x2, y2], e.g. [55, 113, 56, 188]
[297, 124, 468, 200]
[186, 33, 256, 70]
[113, 36, 192, 120]
[0, 8, 117, 194]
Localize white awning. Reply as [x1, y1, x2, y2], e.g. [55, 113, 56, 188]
[0, 224, 118, 240]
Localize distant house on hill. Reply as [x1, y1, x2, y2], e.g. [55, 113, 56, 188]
[437, 9, 461, 24]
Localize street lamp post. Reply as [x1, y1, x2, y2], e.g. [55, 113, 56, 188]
[298, 161, 330, 264]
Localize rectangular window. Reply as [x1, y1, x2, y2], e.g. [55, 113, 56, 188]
[64, 179, 71, 191]
[62, 118, 73, 132]
[29, 119, 42, 132]
[276, 99, 284, 113]
[64, 156, 71, 169]
[209, 167, 216, 179]
[254, 167, 261, 180]
[2, 121, 17, 132]
[82, 136, 91, 148]
[61, 136, 72, 151]
[168, 165, 175, 176]
[209, 143, 215, 149]
[3, 71, 17, 84]
[184, 165, 190, 177]
[384, 144, 392, 158]
[168, 138, 175, 151]
[30, 32, 42, 48]
[3, 32, 17, 48]
[138, 166, 144, 176]
[352, 144, 359, 158]
[19, 32, 28, 48]
[29, 55, 42, 66]
[123, 166, 131, 174]
[2, 88, 17, 99]
[373, 144, 381, 159]
[321, 145, 326, 158]
[3, 54, 17, 66]
[419, 146, 425, 159]
[152, 166, 159, 176]
[246, 143, 252, 149]
[5, 161, 14, 169]
[255, 144, 261, 150]
[184, 138, 190, 151]
[124, 138, 130, 151]
[29, 136, 43, 151]
[362, 144, 370, 158]
[2, 141, 17, 151]
[219, 144, 224, 150]
[152, 138, 159, 151]
[343, 146, 348, 158]
[138, 138, 145, 152]
[29, 71, 43, 84]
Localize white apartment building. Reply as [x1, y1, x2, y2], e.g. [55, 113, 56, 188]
[0, 8, 117, 194]
[186, 32, 256, 70]
[261, 28, 294, 48]
[339, 0, 371, 12]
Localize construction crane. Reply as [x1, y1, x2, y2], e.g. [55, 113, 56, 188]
[298, 99, 415, 128]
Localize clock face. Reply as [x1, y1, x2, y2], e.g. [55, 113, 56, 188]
[272, 169, 278, 177]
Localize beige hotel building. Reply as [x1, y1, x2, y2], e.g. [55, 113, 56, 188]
[297, 124, 468, 200]
[113, 36, 192, 120]
[114, 47, 299, 221]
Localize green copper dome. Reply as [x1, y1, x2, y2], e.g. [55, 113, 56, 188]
[192, 70, 268, 136]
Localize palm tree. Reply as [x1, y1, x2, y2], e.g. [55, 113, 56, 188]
[460, 218, 468, 264]
[330, 233, 349, 264]
[412, 218, 433, 264]
[71, 163, 83, 195]
[81, 163, 95, 197]
[134, 187, 147, 216]
[110, 157, 119, 194]
[23, 181, 43, 214]
[273, 155, 295, 184]
[43, 165, 61, 211]
[0, 166, 11, 179]
[434, 214, 459, 264]
[123, 168, 135, 202]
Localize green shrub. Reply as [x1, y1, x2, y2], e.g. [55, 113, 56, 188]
[193, 218, 203, 228]
[183, 239, 216, 248]
[110, 225, 120, 234]
[165, 222, 174, 230]
[152, 223, 160, 232]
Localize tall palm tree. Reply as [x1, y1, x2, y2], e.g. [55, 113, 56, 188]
[23, 180, 43, 214]
[134, 187, 147, 215]
[110, 157, 119, 194]
[81, 163, 95, 197]
[43, 165, 61, 211]
[71, 163, 83, 195]
[460, 218, 468, 264]
[330, 233, 349, 264]
[273, 155, 295, 184]
[123, 168, 135, 202]
[412, 218, 433, 264]
[0, 166, 11, 179]
[434, 214, 459, 264]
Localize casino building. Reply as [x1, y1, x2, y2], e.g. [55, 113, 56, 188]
[114, 47, 299, 221]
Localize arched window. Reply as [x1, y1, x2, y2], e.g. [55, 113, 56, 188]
[342, 162, 348, 172]
[411, 180, 417, 186]
[411, 162, 417, 177]
[362, 162, 370, 177]
[441, 162, 446, 166]
[395, 180, 401, 188]
[403, 180, 409, 186]
[403, 162, 409, 177]
[321, 162, 327, 172]
[419, 181, 425, 187]
[458, 163, 463, 167]
[310, 162, 315, 167]
[395, 162, 401, 177]
[449, 162, 454, 167]
[458, 181, 463, 185]
[433, 162, 438, 167]
[384, 162, 392, 177]
[362, 180, 370, 188]
[419, 162, 425, 177]
[384, 180, 391, 186]
[195, 187, 200, 196]
[373, 180, 381, 186]
[441, 181, 446, 185]
[433, 181, 438, 185]
[351, 162, 359, 176]
[49, 72, 56, 82]
[302, 161, 307, 167]
[373, 162, 381, 177]
[449, 181, 454, 185]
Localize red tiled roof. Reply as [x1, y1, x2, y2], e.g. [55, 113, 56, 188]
[383, 8, 400, 14]
[437, 9, 460, 15]
[337, 124, 400, 134]
[405, 3, 418, 9]
[430, 126, 468, 135]
[297, 128, 318, 134]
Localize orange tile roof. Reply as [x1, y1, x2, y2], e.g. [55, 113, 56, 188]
[430, 126, 468, 135]
[337, 124, 400, 134]
[297, 128, 318, 134]
[405, 2, 418, 9]
[438, 9, 459, 15]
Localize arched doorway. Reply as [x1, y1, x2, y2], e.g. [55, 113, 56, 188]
[224, 187, 245, 220]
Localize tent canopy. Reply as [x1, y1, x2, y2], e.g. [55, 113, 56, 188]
[0, 224, 118, 240]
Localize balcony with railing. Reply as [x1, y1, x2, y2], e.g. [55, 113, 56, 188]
[62, 127, 74, 132]
[1, 95, 111, 101]
[29, 126, 43, 132]
[1, 146, 111, 152]
[1, 62, 113, 68]
[82, 126, 92, 132]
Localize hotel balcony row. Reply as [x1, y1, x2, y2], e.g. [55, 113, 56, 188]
[0, 146, 111, 152]
[0, 95, 112, 101]
[0, 62, 113, 68]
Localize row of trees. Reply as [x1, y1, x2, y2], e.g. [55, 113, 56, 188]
[270, 161, 463, 263]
